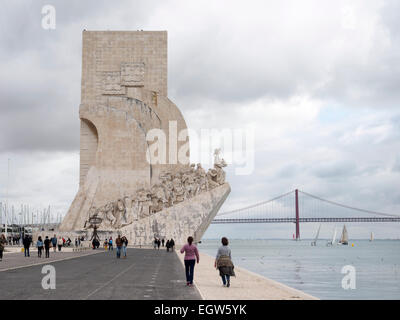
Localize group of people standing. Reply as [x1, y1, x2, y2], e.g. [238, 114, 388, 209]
[180, 236, 235, 288]
[152, 237, 175, 252]
[104, 235, 129, 258]
[32, 234, 76, 258]
[35, 236, 52, 258]
[0, 233, 85, 261]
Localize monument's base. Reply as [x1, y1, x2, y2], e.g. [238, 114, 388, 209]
[120, 183, 230, 246]
[57, 183, 230, 246]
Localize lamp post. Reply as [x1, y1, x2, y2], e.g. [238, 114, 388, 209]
[5, 158, 10, 239]
[89, 216, 102, 241]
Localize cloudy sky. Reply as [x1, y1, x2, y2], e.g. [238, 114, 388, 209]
[0, 0, 399, 239]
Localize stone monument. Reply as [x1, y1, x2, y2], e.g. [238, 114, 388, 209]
[59, 31, 230, 244]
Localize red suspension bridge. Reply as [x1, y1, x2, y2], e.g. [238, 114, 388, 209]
[212, 189, 400, 240]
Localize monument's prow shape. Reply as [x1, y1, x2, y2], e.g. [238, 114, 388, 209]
[59, 31, 230, 244]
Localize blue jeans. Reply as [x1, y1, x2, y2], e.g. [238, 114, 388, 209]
[116, 246, 121, 258]
[122, 245, 127, 257]
[221, 274, 230, 285]
[24, 247, 30, 257]
[184, 259, 196, 284]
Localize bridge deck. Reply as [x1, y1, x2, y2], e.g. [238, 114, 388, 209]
[212, 217, 400, 223]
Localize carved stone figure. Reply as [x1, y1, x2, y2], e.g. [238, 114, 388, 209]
[207, 168, 220, 189]
[112, 198, 127, 228]
[196, 163, 209, 192]
[123, 195, 136, 225]
[104, 202, 117, 226]
[182, 170, 196, 198]
[172, 172, 186, 203]
[136, 188, 151, 219]
[160, 173, 174, 207]
[214, 148, 222, 166]
[150, 184, 166, 214]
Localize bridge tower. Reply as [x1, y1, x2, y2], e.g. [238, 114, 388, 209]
[295, 189, 300, 240]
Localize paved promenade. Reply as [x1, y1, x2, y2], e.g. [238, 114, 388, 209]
[0, 248, 201, 300]
[176, 250, 317, 300]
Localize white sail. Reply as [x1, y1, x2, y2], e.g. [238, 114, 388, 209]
[340, 225, 349, 244]
[315, 224, 321, 241]
[311, 224, 321, 246]
[370, 232, 374, 242]
[332, 227, 337, 245]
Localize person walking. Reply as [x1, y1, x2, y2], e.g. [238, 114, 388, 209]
[92, 238, 97, 250]
[58, 236, 63, 251]
[0, 234, 7, 261]
[108, 237, 113, 251]
[180, 236, 199, 287]
[166, 240, 170, 252]
[161, 238, 165, 247]
[36, 236, 44, 258]
[44, 236, 51, 258]
[23, 234, 31, 257]
[214, 237, 235, 287]
[169, 238, 175, 251]
[51, 235, 57, 252]
[115, 235, 123, 259]
[157, 238, 161, 250]
[122, 236, 128, 258]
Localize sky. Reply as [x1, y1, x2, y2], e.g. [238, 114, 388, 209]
[0, 0, 399, 239]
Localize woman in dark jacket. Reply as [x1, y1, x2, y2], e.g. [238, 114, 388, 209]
[23, 235, 31, 257]
[0, 234, 7, 261]
[214, 237, 235, 287]
[36, 236, 44, 258]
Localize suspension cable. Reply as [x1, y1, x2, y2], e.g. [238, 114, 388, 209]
[217, 190, 295, 216]
[299, 190, 400, 217]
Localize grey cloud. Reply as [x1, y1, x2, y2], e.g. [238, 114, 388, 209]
[311, 161, 357, 179]
[1, 1, 400, 237]
[392, 156, 400, 172]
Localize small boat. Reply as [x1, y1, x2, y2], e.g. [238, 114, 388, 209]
[369, 232, 374, 242]
[339, 225, 349, 245]
[327, 227, 337, 246]
[311, 224, 321, 246]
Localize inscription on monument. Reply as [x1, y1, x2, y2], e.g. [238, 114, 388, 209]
[121, 62, 145, 86]
[102, 71, 124, 95]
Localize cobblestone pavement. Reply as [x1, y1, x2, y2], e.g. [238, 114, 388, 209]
[0, 248, 201, 300]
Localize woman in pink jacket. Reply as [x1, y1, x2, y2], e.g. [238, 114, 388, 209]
[180, 236, 200, 286]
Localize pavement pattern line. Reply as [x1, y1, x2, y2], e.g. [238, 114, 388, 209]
[0, 250, 105, 273]
[83, 260, 137, 300]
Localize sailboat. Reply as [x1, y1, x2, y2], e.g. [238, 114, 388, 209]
[327, 227, 337, 246]
[311, 224, 321, 246]
[369, 232, 374, 242]
[339, 224, 349, 245]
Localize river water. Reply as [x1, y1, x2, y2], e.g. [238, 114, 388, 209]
[198, 239, 400, 299]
